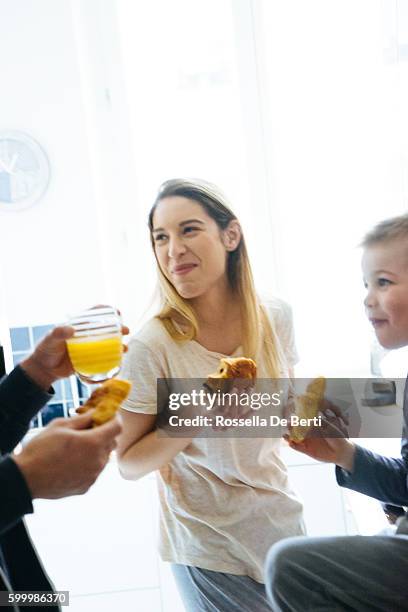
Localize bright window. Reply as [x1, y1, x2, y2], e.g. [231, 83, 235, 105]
[114, 0, 408, 377]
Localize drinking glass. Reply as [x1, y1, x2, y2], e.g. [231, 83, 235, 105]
[66, 306, 123, 383]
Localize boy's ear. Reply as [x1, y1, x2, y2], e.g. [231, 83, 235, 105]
[223, 220, 242, 251]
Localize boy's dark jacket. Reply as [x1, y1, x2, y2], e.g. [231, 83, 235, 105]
[336, 376, 408, 518]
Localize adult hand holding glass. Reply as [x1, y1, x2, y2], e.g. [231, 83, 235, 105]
[20, 309, 129, 389]
[66, 306, 129, 383]
[21, 326, 76, 390]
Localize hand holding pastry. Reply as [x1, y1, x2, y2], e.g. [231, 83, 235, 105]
[288, 377, 326, 442]
[287, 389, 354, 471]
[205, 357, 257, 393]
[77, 378, 132, 426]
[205, 357, 257, 427]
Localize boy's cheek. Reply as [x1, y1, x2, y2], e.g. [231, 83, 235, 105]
[377, 328, 408, 350]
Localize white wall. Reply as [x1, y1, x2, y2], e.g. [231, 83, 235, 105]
[0, 0, 117, 327]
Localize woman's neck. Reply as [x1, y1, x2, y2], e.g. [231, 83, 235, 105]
[189, 284, 240, 329]
[170, 284, 242, 354]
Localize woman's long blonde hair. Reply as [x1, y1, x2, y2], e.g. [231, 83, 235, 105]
[148, 178, 284, 377]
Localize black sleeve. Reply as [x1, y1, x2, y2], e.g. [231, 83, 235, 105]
[336, 443, 408, 506]
[0, 455, 33, 535]
[0, 366, 53, 453]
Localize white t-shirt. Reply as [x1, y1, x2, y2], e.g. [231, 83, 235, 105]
[121, 298, 305, 583]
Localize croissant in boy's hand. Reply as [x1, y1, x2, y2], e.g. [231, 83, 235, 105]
[289, 377, 326, 442]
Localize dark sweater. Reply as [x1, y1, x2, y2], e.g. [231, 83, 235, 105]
[0, 366, 59, 612]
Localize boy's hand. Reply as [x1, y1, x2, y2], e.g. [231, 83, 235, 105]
[287, 436, 356, 471]
[286, 399, 356, 472]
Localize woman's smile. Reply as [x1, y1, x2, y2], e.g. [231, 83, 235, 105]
[171, 263, 198, 276]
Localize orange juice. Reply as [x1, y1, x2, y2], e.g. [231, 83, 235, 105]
[66, 335, 122, 376]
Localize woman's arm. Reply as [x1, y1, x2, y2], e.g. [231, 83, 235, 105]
[117, 335, 195, 480]
[116, 409, 194, 480]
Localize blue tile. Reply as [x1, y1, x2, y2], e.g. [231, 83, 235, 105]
[10, 328, 31, 351]
[32, 325, 53, 345]
[13, 352, 28, 366]
[76, 379, 90, 401]
[63, 378, 73, 400]
[30, 417, 39, 429]
[65, 402, 75, 418]
[41, 403, 64, 426]
[52, 380, 63, 401]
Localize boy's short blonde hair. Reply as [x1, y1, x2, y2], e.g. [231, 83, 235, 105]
[361, 213, 408, 247]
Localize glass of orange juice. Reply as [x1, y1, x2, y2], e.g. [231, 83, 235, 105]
[66, 306, 123, 383]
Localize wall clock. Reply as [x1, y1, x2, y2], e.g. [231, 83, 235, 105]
[0, 130, 50, 211]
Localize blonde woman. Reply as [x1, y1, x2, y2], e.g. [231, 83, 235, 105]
[117, 179, 304, 611]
